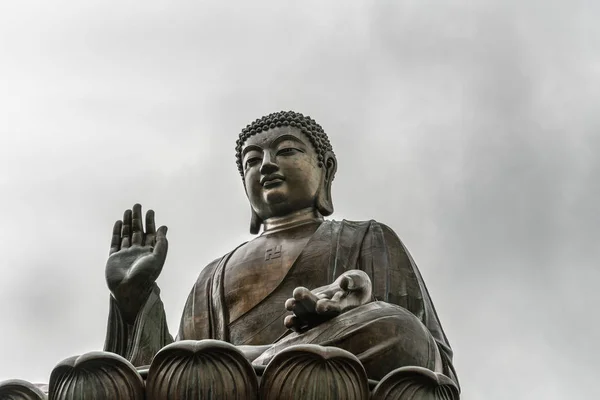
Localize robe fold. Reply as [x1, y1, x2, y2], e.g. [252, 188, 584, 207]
[104, 219, 458, 386]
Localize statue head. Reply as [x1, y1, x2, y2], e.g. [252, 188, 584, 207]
[236, 111, 337, 234]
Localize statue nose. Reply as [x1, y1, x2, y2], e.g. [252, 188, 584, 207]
[260, 153, 279, 175]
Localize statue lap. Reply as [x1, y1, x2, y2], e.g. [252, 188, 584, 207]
[254, 301, 442, 381]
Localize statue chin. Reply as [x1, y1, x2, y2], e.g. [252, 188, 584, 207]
[262, 188, 287, 205]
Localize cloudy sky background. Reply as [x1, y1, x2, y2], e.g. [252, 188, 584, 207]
[1, 1, 599, 398]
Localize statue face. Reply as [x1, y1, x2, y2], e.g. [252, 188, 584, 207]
[242, 126, 323, 220]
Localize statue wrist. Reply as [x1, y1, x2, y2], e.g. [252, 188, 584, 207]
[110, 284, 155, 324]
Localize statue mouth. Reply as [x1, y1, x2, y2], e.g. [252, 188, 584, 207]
[261, 175, 285, 188]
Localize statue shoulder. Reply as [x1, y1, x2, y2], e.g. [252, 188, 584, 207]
[373, 220, 404, 242]
[194, 257, 222, 284]
[192, 239, 251, 287]
[179, 246, 244, 340]
[369, 221, 412, 256]
[335, 219, 404, 243]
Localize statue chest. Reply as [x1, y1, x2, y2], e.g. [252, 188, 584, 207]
[223, 223, 320, 325]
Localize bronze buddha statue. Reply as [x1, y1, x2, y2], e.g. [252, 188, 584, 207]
[103, 110, 459, 387]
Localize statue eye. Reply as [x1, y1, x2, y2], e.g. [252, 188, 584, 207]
[245, 157, 261, 168]
[276, 147, 301, 156]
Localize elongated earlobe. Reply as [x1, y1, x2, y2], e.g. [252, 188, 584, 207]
[250, 208, 262, 234]
[316, 153, 337, 217]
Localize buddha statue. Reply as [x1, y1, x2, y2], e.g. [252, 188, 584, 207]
[103, 110, 459, 387]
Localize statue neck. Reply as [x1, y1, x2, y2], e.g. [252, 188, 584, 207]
[262, 208, 323, 234]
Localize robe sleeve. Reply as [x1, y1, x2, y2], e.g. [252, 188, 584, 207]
[176, 258, 222, 341]
[104, 252, 234, 367]
[360, 221, 460, 388]
[177, 248, 244, 342]
[103, 284, 173, 367]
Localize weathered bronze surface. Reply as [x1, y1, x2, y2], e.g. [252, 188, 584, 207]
[0, 379, 47, 400]
[145, 340, 258, 399]
[259, 344, 370, 399]
[48, 352, 144, 400]
[2, 111, 460, 399]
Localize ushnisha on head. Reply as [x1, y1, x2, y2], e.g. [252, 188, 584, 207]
[236, 111, 337, 234]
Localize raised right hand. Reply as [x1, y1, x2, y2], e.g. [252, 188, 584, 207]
[105, 203, 168, 322]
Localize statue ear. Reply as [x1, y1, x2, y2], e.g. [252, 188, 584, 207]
[316, 152, 337, 217]
[250, 207, 263, 234]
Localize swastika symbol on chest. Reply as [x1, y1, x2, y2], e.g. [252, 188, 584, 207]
[265, 245, 282, 261]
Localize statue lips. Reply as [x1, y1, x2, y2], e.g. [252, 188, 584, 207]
[261, 174, 285, 189]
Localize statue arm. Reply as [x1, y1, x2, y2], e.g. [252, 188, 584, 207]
[103, 252, 228, 368]
[176, 257, 223, 341]
[374, 222, 459, 388]
[103, 204, 174, 366]
[103, 259, 214, 367]
[104, 283, 173, 367]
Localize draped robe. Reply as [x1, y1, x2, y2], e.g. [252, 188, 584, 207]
[104, 219, 458, 386]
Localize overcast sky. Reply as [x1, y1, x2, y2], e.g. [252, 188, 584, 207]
[1, 1, 599, 398]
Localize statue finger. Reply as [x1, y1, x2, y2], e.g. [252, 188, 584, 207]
[339, 275, 352, 291]
[285, 298, 296, 311]
[284, 315, 306, 332]
[330, 290, 345, 303]
[339, 274, 363, 291]
[343, 271, 373, 300]
[339, 270, 370, 291]
[288, 288, 315, 320]
[145, 209, 156, 246]
[121, 209, 132, 249]
[284, 314, 296, 329]
[295, 306, 315, 322]
[315, 298, 342, 315]
[314, 285, 341, 300]
[153, 225, 169, 263]
[131, 204, 144, 246]
[109, 220, 122, 255]
[315, 290, 345, 314]
[293, 287, 319, 316]
[293, 287, 319, 303]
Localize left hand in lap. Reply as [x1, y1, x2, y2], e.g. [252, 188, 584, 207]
[284, 270, 373, 332]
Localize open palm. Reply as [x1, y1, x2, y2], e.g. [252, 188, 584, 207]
[105, 204, 168, 322]
[284, 270, 373, 332]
